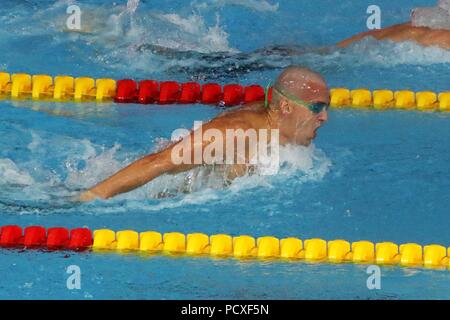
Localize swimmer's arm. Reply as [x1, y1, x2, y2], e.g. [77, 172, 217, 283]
[79, 115, 246, 201]
[79, 146, 195, 201]
[337, 22, 411, 47]
[336, 22, 450, 49]
[79, 119, 223, 201]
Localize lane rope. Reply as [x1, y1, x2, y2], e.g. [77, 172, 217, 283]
[1, 225, 449, 269]
[1, 72, 450, 111]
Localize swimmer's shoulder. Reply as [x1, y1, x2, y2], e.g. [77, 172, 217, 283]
[216, 101, 265, 117]
[222, 102, 267, 119]
[240, 101, 266, 111]
[211, 104, 268, 128]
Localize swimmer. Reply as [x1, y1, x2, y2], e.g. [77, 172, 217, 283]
[338, 0, 450, 49]
[79, 66, 329, 201]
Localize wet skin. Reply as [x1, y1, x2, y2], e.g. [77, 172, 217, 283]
[78, 65, 330, 202]
[79, 84, 329, 201]
[337, 22, 450, 49]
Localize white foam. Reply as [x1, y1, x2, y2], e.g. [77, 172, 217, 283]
[202, 15, 236, 53]
[64, 143, 123, 189]
[438, 0, 450, 12]
[126, 188, 222, 211]
[105, 142, 331, 213]
[211, 0, 279, 12]
[412, 7, 450, 30]
[0, 159, 35, 186]
[126, 0, 140, 14]
[412, 1, 450, 30]
[157, 13, 205, 34]
[0, 128, 131, 204]
[341, 37, 450, 65]
[27, 131, 43, 152]
[151, 12, 237, 53]
[278, 144, 331, 181]
[54, 0, 238, 54]
[0, 123, 332, 213]
[119, 142, 331, 203]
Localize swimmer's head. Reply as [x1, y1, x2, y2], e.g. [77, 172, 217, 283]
[268, 66, 329, 146]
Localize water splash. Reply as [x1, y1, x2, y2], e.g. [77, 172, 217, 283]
[126, 0, 140, 14]
[112, 142, 331, 211]
[412, 0, 450, 30]
[412, 7, 450, 30]
[148, 12, 236, 53]
[2, 0, 450, 82]
[64, 143, 123, 190]
[209, 0, 279, 12]
[0, 127, 331, 214]
[339, 37, 450, 66]
[0, 158, 35, 186]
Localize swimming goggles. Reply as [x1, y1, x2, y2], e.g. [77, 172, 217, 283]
[265, 83, 329, 114]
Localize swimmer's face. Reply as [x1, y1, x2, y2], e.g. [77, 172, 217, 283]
[277, 83, 329, 146]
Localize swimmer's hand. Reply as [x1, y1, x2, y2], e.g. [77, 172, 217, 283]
[78, 190, 100, 202]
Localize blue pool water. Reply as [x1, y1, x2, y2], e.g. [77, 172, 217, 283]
[0, 0, 449, 299]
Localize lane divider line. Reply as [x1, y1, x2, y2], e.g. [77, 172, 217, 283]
[1, 225, 449, 269]
[1, 72, 450, 110]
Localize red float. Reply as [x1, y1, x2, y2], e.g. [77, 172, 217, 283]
[267, 87, 273, 104]
[201, 83, 222, 104]
[179, 82, 201, 104]
[115, 79, 138, 103]
[244, 85, 265, 103]
[23, 226, 47, 247]
[138, 80, 159, 104]
[68, 228, 93, 250]
[159, 81, 180, 104]
[111, 79, 269, 106]
[0, 225, 23, 247]
[47, 227, 69, 249]
[223, 84, 244, 106]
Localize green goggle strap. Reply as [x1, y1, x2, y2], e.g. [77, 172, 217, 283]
[264, 81, 272, 109]
[272, 85, 328, 114]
